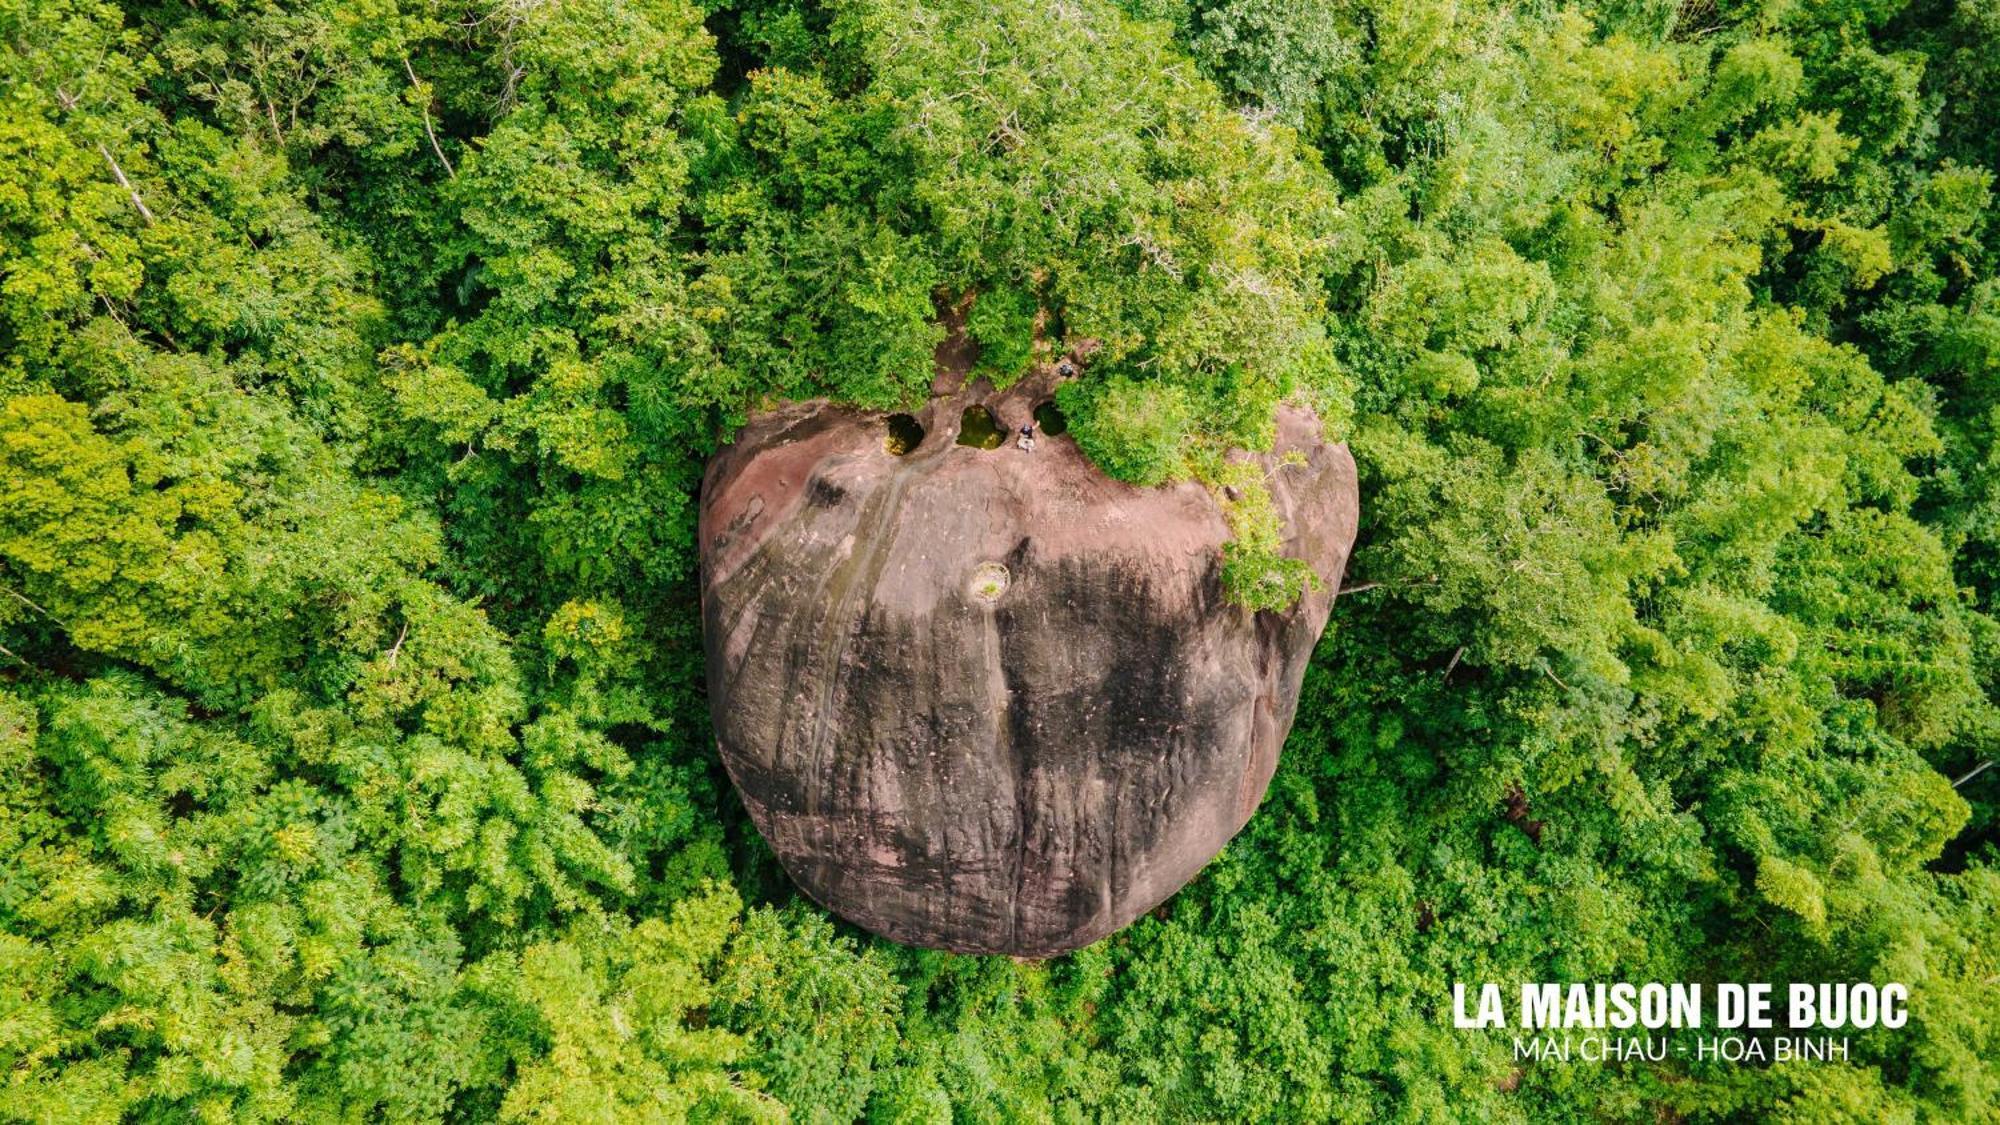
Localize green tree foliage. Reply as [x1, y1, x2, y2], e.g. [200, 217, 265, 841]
[1, 0, 1998, 1119]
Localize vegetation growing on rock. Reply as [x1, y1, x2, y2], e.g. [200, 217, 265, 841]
[0, 0, 1997, 1118]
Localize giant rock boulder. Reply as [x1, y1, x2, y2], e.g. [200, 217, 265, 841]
[700, 363, 1359, 956]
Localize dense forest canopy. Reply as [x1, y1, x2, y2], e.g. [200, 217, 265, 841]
[1, 0, 1997, 1119]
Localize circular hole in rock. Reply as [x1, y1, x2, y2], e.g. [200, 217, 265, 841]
[956, 405, 1004, 450]
[1033, 400, 1068, 437]
[968, 562, 1011, 603]
[884, 413, 925, 455]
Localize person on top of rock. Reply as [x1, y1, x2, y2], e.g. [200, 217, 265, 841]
[1017, 421, 1036, 454]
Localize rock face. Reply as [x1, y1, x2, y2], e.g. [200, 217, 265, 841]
[699, 362, 1359, 957]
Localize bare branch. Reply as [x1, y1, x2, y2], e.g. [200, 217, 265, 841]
[1338, 576, 1441, 598]
[55, 87, 156, 225]
[403, 58, 457, 180]
[1541, 662, 1573, 692]
[95, 141, 156, 225]
[1, 586, 66, 629]
[1952, 758, 1995, 789]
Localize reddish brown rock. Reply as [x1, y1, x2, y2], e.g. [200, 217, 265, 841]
[699, 364, 1358, 957]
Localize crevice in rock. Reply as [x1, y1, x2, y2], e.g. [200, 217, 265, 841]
[1033, 399, 1067, 436]
[956, 404, 1004, 449]
[884, 413, 924, 455]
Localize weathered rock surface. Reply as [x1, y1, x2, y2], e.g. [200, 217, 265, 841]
[700, 362, 1359, 957]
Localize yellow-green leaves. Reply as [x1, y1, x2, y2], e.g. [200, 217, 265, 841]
[473, 884, 775, 1123]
